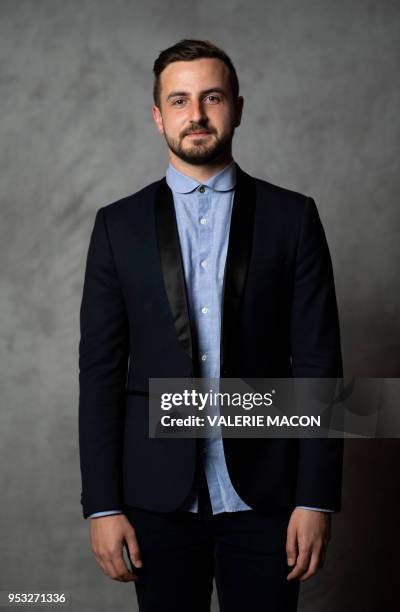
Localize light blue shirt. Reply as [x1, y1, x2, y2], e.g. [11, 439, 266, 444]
[89, 160, 333, 518]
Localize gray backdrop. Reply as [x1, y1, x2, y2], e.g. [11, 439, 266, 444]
[1, 0, 399, 610]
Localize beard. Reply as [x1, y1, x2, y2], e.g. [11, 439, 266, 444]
[163, 126, 234, 166]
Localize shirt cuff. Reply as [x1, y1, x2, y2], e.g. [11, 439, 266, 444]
[295, 505, 335, 513]
[88, 510, 123, 519]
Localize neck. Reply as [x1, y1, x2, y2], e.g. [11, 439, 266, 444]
[167, 149, 234, 182]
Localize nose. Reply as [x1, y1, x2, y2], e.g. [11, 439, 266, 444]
[189, 98, 208, 125]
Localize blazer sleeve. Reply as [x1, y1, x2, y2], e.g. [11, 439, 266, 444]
[290, 197, 344, 511]
[79, 207, 129, 519]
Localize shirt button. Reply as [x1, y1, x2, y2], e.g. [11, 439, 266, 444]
[201, 307, 208, 314]
[199, 185, 205, 193]
[200, 218, 207, 225]
[201, 354, 207, 361]
[201, 260, 208, 268]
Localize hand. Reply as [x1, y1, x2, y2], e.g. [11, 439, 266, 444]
[90, 514, 143, 582]
[286, 508, 331, 582]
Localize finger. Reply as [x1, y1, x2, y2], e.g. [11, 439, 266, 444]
[94, 553, 121, 581]
[109, 549, 138, 582]
[299, 550, 321, 581]
[95, 549, 137, 582]
[125, 531, 143, 569]
[286, 526, 298, 568]
[93, 553, 108, 578]
[286, 546, 312, 581]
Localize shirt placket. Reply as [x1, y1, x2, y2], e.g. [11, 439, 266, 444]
[196, 186, 214, 378]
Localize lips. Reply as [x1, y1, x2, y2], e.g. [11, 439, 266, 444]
[187, 131, 211, 136]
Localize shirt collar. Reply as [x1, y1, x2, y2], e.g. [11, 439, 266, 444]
[166, 159, 236, 194]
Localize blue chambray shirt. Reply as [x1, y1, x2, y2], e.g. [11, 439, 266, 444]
[165, 159, 252, 514]
[88, 160, 333, 517]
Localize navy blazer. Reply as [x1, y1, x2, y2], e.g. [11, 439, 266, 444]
[79, 162, 344, 519]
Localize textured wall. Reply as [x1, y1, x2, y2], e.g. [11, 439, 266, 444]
[1, 0, 399, 610]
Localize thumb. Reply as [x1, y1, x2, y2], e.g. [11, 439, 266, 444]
[126, 530, 143, 569]
[286, 525, 298, 567]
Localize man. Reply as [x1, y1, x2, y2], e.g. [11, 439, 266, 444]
[79, 39, 343, 611]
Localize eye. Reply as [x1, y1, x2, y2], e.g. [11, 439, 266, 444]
[206, 95, 221, 104]
[173, 98, 186, 106]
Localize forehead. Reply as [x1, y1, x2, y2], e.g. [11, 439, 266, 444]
[160, 58, 230, 94]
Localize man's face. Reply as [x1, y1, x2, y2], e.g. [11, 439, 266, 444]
[152, 58, 243, 166]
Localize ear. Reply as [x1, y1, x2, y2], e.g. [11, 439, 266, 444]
[234, 96, 244, 128]
[152, 104, 164, 135]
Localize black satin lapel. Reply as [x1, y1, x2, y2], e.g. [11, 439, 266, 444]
[154, 177, 196, 366]
[220, 164, 256, 375]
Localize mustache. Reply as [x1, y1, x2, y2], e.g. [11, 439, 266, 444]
[183, 127, 214, 136]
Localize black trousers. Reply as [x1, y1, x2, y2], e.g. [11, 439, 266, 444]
[123, 454, 299, 612]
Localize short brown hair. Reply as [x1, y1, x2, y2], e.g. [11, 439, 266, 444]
[152, 38, 240, 108]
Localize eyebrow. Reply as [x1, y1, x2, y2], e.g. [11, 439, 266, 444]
[166, 87, 226, 101]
